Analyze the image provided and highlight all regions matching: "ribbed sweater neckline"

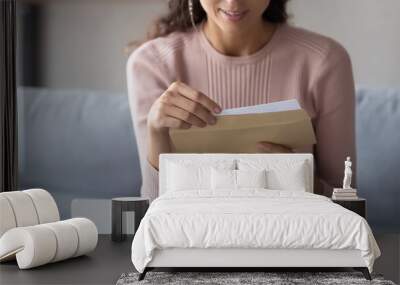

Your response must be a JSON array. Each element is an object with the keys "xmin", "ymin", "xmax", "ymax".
[{"xmin": 197, "ymin": 20, "xmax": 285, "ymax": 65}]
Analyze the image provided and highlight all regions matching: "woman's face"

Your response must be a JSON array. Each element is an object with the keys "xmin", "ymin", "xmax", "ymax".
[{"xmin": 199, "ymin": 0, "xmax": 271, "ymax": 32}]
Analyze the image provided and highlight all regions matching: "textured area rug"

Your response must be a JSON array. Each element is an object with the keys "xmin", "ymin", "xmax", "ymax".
[{"xmin": 116, "ymin": 271, "xmax": 396, "ymax": 285}]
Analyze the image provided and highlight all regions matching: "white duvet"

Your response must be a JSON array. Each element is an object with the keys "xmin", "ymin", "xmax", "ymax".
[{"xmin": 131, "ymin": 190, "xmax": 381, "ymax": 273}]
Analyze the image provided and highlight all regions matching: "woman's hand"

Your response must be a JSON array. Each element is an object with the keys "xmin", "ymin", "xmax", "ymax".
[
  {"xmin": 147, "ymin": 80, "xmax": 222, "ymax": 134},
  {"xmin": 256, "ymin": 141, "xmax": 294, "ymax": 153}
]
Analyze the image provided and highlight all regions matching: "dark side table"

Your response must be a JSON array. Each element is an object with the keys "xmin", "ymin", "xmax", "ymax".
[
  {"xmin": 332, "ymin": 197, "xmax": 366, "ymax": 218},
  {"xmin": 112, "ymin": 197, "xmax": 149, "ymax": 242}
]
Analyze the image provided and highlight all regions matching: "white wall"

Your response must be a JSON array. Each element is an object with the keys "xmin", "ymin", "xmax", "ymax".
[
  {"xmin": 36, "ymin": 0, "xmax": 400, "ymax": 93},
  {"xmin": 287, "ymin": 0, "xmax": 400, "ymax": 89}
]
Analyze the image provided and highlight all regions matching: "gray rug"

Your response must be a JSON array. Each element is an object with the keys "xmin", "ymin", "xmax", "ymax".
[{"xmin": 116, "ymin": 271, "xmax": 396, "ymax": 285}]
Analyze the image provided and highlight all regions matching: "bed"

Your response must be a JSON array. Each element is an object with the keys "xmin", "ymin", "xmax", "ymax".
[{"xmin": 131, "ymin": 153, "xmax": 381, "ymax": 281}]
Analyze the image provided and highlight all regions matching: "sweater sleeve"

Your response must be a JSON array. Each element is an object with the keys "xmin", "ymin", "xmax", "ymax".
[
  {"xmin": 310, "ymin": 43, "xmax": 357, "ymax": 197},
  {"xmin": 126, "ymin": 42, "xmax": 171, "ymax": 202}
]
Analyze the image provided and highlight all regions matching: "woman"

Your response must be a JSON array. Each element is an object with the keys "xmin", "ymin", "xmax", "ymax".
[{"xmin": 126, "ymin": 0, "xmax": 356, "ymax": 202}]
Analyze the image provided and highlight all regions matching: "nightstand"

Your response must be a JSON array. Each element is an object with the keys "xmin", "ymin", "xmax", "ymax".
[
  {"xmin": 111, "ymin": 197, "xmax": 149, "ymax": 242},
  {"xmin": 332, "ymin": 198, "xmax": 366, "ymax": 218}
]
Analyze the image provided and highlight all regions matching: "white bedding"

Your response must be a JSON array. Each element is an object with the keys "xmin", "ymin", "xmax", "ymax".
[{"xmin": 131, "ymin": 190, "xmax": 381, "ymax": 273}]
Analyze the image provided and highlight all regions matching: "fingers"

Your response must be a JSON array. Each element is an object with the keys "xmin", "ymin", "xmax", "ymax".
[
  {"xmin": 256, "ymin": 142, "xmax": 293, "ymax": 153},
  {"xmin": 168, "ymin": 80, "xmax": 222, "ymax": 114},
  {"xmin": 163, "ymin": 115, "xmax": 192, "ymax": 129},
  {"xmin": 160, "ymin": 103, "xmax": 207, "ymax": 128},
  {"xmin": 161, "ymin": 89, "xmax": 216, "ymax": 125},
  {"xmin": 150, "ymin": 80, "xmax": 222, "ymax": 132}
]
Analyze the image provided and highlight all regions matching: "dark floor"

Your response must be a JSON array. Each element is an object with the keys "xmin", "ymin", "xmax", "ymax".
[
  {"xmin": 1, "ymin": 234, "xmax": 399, "ymax": 285},
  {"xmin": 0, "ymin": 235, "xmax": 134, "ymax": 285}
]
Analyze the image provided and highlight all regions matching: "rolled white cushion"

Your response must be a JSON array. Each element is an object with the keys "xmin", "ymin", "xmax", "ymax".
[
  {"xmin": 63, "ymin": 218, "xmax": 98, "ymax": 257},
  {"xmin": 0, "ymin": 218, "xmax": 98, "ymax": 269},
  {"xmin": 42, "ymin": 221, "xmax": 79, "ymax": 262},
  {"xmin": 0, "ymin": 226, "xmax": 57, "ymax": 269},
  {"xmin": 0, "ymin": 196, "xmax": 17, "ymax": 237},
  {"xmin": 0, "ymin": 191, "xmax": 39, "ymax": 227},
  {"xmin": 23, "ymin": 189, "xmax": 60, "ymax": 223}
]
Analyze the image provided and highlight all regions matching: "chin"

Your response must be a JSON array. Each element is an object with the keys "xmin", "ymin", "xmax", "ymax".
[{"xmin": 216, "ymin": 18, "xmax": 250, "ymax": 32}]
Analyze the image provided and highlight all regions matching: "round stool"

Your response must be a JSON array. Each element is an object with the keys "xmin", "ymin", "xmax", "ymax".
[{"xmin": 111, "ymin": 197, "xmax": 149, "ymax": 242}]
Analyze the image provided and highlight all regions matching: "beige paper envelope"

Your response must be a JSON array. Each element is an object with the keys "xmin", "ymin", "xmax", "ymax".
[{"xmin": 169, "ymin": 109, "xmax": 317, "ymax": 153}]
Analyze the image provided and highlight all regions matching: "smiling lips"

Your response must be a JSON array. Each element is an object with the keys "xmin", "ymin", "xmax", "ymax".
[{"xmin": 219, "ymin": 8, "xmax": 248, "ymax": 22}]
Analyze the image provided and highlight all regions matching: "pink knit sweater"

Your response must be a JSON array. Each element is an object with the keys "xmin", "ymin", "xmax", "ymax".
[{"xmin": 126, "ymin": 21, "xmax": 357, "ymax": 202}]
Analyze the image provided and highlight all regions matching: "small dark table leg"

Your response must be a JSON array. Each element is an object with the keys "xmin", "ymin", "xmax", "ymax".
[
  {"xmin": 354, "ymin": 267, "xmax": 372, "ymax": 280},
  {"xmin": 138, "ymin": 268, "xmax": 148, "ymax": 281},
  {"xmin": 112, "ymin": 201, "xmax": 123, "ymax": 242}
]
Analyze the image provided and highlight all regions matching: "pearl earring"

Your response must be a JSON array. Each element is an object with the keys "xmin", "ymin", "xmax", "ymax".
[{"xmin": 188, "ymin": 0, "xmax": 198, "ymax": 31}]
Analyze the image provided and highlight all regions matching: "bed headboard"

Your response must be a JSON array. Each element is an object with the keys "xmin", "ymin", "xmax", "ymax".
[{"xmin": 159, "ymin": 153, "xmax": 314, "ymax": 195}]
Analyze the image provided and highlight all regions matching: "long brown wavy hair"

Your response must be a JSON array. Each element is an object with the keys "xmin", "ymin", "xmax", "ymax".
[{"xmin": 125, "ymin": 0, "xmax": 290, "ymax": 54}]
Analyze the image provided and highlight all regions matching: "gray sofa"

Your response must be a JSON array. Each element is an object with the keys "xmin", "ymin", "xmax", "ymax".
[{"xmin": 17, "ymin": 86, "xmax": 400, "ymax": 234}]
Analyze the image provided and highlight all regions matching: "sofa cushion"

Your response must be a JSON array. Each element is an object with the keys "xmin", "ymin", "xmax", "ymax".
[{"xmin": 17, "ymin": 87, "xmax": 141, "ymax": 219}]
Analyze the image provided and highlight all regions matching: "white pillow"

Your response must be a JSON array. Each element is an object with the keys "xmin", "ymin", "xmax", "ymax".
[
  {"xmin": 166, "ymin": 160, "xmax": 235, "ymax": 192},
  {"xmin": 211, "ymin": 168, "xmax": 267, "ymax": 190},
  {"xmin": 238, "ymin": 159, "xmax": 309, "ymax": 192},
  {"xmin": 237, "ymin": 169, "xmax": 267, "ymax": 189},
  {"xmin": 266, "ymin": 161, "xmax": 307, "ymax": 191},
  {"xmin": 211, "ymin": 168, "xmax": 236, "ymax": 190}
]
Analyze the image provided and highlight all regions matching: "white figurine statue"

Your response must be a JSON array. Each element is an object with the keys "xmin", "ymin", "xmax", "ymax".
[{"xmin": 342, "ymin": 156, "xmax": 353, "ymax": 189}]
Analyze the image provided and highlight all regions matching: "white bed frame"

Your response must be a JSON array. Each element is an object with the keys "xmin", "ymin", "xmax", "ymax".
[{"xmin": 140, "ymin": 153, "xmax": 370, "ymax": 280}]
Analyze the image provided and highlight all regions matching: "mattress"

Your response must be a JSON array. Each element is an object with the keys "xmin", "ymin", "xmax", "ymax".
[{"xmin": 131, "ymin": 190, "xmax": 381, "ymax": 273}]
